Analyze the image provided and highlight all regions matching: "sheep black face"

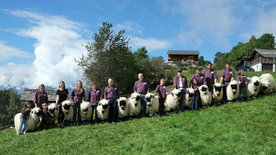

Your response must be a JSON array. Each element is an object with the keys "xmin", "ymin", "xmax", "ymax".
[
  {"xmin": 231, "ymin": 84, "xmax": 237, "ymax": 90},
  {"xmin": 188, "ymin": 93, "xmax": 194, "ymax": 98},
  {"xmin": 262, "ymin": 86, "xmax": 268, "ymax": 90},
  {"xmin": 103, "ymin": 104, "xmax": 109, "ymax": 109},
  {"xmin": 254, "ymin": 81, "xmax": 260, "ymax": 86},
  {"xmin": 201, "ymin": 87, "xmax": 207, "ymax": 92},
  {"xmin": 35, "ymin": 109, "xmax": 43, "ymax": 117},
  {"xmin": 215, "ymin": 86, "xmax": 222, "ymax": 92},
  {"xmin": 119, "ymin": 100, "xmax": 127, "ymax": 110},
  {"xmin": 63, "ymin": 104, "xmax": 70, "ymax": 110},
  {"xmin": 146, "ymin": 97, "xmax": 151, "ymax": 102},
  {"xmin": 83, "ymin": 108, "xmax": 88, "ymax": 112},
  {"xmin": 49, "ymin": 109, "xmax": 55, "ymax": 114},
  {"xmin": 136, "ymin": 95, "xmax": 140, "ymax": 101}
]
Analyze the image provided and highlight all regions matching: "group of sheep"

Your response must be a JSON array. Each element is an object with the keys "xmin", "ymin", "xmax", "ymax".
[{"xmin": 14, "ymin": 73, "xmax": 276, "ymax": 134}]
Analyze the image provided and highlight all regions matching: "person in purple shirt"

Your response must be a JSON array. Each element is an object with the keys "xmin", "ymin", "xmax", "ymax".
[
  {"xmin": 18, "ymin": 102, "xmax": 31, "ymax": 135},
  {"xmin": 154, "ymin": 78, "xmax": 170, "ymax": 116},
  {"xmin": 88, "ymin": 82, "xmax": 102, "ymax": 124},
  {"xmin": 190, "ymin": 78, "xmax": 200, "ymax": 110},
  {"xmin": 104, "ymin": 78, "xmax": 120, "ymax": 123},
  {"xmin": 173, "ymin": 70, "xmax": 188, "ymax": 112},
  {"xmin": 55, "ymin": 81, "xmax": 69, "ymax": 128},
  {"xmin": 133, "ymin": 73, "xmax": 150, "ymax": 117},
  {"xmin": 34, "ymin": 84, "xmax": 48, "ymax": 108},
  {"xmin": 71, "ymin": 80, "xmax": 85, "ymax": 126},
  {"xmin": 190, "ymin": 68, "xmax": 205, "ymax": 87},
  {"xmin": 237, "ymin": 70, "xmax": 250, "ymax": 102},
  {"xmin": 220, "ymin": 63, "xmax": 235, "ymax": 104},
  {"xmin": 202, "ymin": 62, "xmax": 218, "ymax": 92}
]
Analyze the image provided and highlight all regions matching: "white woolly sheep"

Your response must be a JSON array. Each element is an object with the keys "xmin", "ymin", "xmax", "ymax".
[
  {"xmin": 80, "ymin": 101, "xmax": 92, "ymax": 122},
  {"xmin": 259, "ymin": 73, "xmax": 276, "ymax": 94},
  {"xmin": 117, "ymin": 97, "xmax": 129, "ymax": 118},
  {"xmin": 128, "ymin": 93, "xmax": 141, "ymax": 117},
  {"xmin": 14, "ymin": 107, "xmax": 43, "ymax": 135},
  {"xmin": 96, "ymin": 99, "xmax": 110, "ymax": 121},
  {"xmin": 184, "ymin": 88, "xmax": 195, "ymax": 109},
  {"xmin": 226, "ymin": 80, "xmax": 240, "ymax": 102},
  {"xmin": 212, "ymin": 83, "xmax": 223, "ymax": 105},
  {"xmin": 145, "ymin": 93, "xmax": 159, "ymax": 117},
  {"xmin": 199, "ymin": 85, "xmax": 212, "ymax": 108},
  {"xmin": 62, "ymin": 100, "xmax": 75, "ymax": 122},
  {"xmin": 47, "ymin": 103, "xmax": 59, "ymax": 125},
  {"xmin": 246, "ymin": 76, "xmax": 261, "ymax": 99},
  {"xmin": 164, "ymin": 89, "xmax": 182, "ymax": 112}
]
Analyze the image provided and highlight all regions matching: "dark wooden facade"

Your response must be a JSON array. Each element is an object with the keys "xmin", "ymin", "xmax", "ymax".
[{"xmin": 167, "ymin": 50, "xmax": 199, "ymax": 65}]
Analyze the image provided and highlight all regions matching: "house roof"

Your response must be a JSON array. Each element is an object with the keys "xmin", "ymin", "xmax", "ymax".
[
  {"xmin": 20, "ymin": 89, "xmax": 57, "ymax": 102},
  {"xmin": 167, "ymin": 50, "xmax": 200, "ymax": 55},
  {"xmin": 254, "ymin": 49, "xmax": 276, "ymax": 57}
]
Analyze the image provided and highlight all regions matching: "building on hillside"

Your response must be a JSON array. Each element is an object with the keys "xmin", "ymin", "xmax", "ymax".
[
  {"xmin": 167, "ymin": 50, "xmax": 199, "ymax": 66},
  {"xmin": 20, "ymin": 89, "xmax": 57, "ymax": 104},
  {"xmin": 241, "ymin": 49, "xmax": 276, "ymax": 72}
]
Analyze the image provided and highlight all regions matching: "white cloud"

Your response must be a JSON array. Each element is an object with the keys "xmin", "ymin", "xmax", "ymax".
[
  {"xmin": 0, "ymin": 10, "xmax": 87, "ymax": 89},
  {"xmin": 0, "ymin": 41, "xmax": 32, "ymax": 61},
  {"xmin": 129, "ymin": 36, "xmax": 171, "ymax": 51},
  {"xmin": 115, "ymin": 21, "xmax": 144, "ymax": 35}
]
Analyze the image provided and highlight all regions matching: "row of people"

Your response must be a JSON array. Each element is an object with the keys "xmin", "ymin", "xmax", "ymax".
[{"xmin": 26, "ymin": 62, "xmax": 245, "ymax": 129}]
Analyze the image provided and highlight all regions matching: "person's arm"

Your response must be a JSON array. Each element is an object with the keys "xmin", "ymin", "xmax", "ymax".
[
  {"xmin": 82, "ymin": 90, "xmax": 85, "ymax": 102},
  {"xmin": 55, "ymin": 95, "xmax": 59, "ymax": 105},
  {"xmin": 166, "ymin": 87, "xmax": 171, "ymax": 93},
  {"xmin": 66, "ymin": 90, "xmax": 69, "ymax": 100},
  {"xmin": 220, "ymin": 77, "xmax": 224, "ymax": 84},
  {"xmin": 220, "ymin": 71, "xmax": 224, "ymax": 83},
  {"xmin": 99, "ymin": 90, "xmax": 103, "ymax": 100},
  {"xmin": 154, "ymin": 86, "xmax": 159, "ymax": 95},
  {"xmin": 184, "ymin": 77, "xmax": 188, "ymax": 89},
  {"xmin": 46, "ymin": 93, "xmax": 48, "ymax": 104},
  {"xmin": 34, "ymin": 92, "xmax": 38, "ymax": 107},
  {"xmin": 117, "ymin": 87, "xmax": 120, "ymax": 98},
  {"xmin": 147, "ymin": 81, "xmax": 150, "ymax": 93},
  {"xmin": 214, "ymin": 71, "xmax": 218, "ymax": 83},
  {"xmin": 87, "ymin": 90, "xmax": 91, "ymax": 102},
  {"xmin": 104, "ymin": 88, "xmax": 107, "ymax": 99},
  {"xmin": 173, "ymin": 77, "xmax": 177, "ymax": 88},
  {"xmin": 231, "ymin": 71, "xmax": 235, "ymax": 81},
  {"xmin": 133, "ymin": 82, "xmax": 137, "ymax": 93},
  {"xmin": 71, "ymin": 89, "xmax": 74, "ymax": 100}
]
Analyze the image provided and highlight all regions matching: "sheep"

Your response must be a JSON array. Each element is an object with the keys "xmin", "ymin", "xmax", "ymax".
[
  {"xmin": 246, "ymin": 76, "xmax": 261, "ymax": 99},
  {"xmin": 47, "ymin": 103, "xmax": 59, "ymax": 125},
  {"xmin": 117, "ymin": 97, "xmax": 129, "ymax": 119},
  {"xmin": 14, "ymin": 107, "xmax": 43, "ymax": 135},
  {"xmin": 164, "ymin": 89, "xmax": 182, "ymax": 112},
  {"xmin": 199, "ymin": 85, "xmax": 212, "ymax": 108},
  {"xmin": 145, "ymin": 93, "xmax": 159, "ymax": 117},
  {"xmin": 62, "ymin": 100, "xmax": 75, "ymax": 123},
  {"xmin": 96, "ymin": 99, "xmax": 110, "ymax": 121},
  {"xmin": 80, "ymin": 101, "xmax": 92, "ymax": 122},
  {"xmin": 184, "ymin": 88, "xmax": 195, "ymax": 109},
  {"xmin": 226, "ymin": 80, "xmax": 240, "ymax": 102},
  {"xmin": 259, "ymin": 73, "xmax": 276, "ymax": 94},
  {"xmin": 128, "ymin": 93, "xmax": 141, "ymax": 117},
  {"xmin": 212, "ymin": 83, "xmax": 223, "ymax": 105}
]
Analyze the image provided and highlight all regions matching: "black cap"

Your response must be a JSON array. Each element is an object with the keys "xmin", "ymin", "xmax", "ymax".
[{"xmin": 177, "ymin": 69, "xmax": 182, "ymax": 72}]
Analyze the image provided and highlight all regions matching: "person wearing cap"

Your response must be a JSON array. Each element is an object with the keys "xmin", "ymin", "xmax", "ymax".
[
  {"xmin": 133, "ymin": 73, "xmax": 150, "ymax": 117},
  {"xmin": 34, "ymin": 84, "xmax": 48, "ymax": 108},
  {"xmin": 220, "ymin": 63, "xmax": 235, "ymax": 104},
  {"xmin": 189, "ymin": 68, "xmax": 204, "ymax": 109},
  {"xmin": 173, "ymin": 69, "xmax": 188, "ymax": 112},
  {"xmin": 202, "ymin": 62, "xmax": 218, "ymax": 93},
  {"xmin": 104, "ymin": 78, "xmax": 120, "ymax": 123}
]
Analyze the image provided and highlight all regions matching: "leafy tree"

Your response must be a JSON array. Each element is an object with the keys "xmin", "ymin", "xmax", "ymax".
[
  {"xmin": 198, "ymin": 56, "xmax": 206, "ymax": 66},
  {"xmin": 133, "ymin": 47, "xmax": 149, "ymax": 60},
  {"xmin": 76, "ymin": 22, "xmax": 137, "ymax": 94}
]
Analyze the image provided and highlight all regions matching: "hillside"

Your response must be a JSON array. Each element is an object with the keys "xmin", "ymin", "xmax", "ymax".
[{"xmin": 1, "ymin": 94, "xmax": 275, "ymax": 154}]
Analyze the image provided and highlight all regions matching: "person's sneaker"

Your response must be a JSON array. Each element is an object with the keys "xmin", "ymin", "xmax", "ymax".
[
  {"xmin": 60, "ymin": 123, "xmax": 64, "ymax": 128},
  {"xmin": 57, "ymin": 124, "xmax": 61, "ymax": 127}
]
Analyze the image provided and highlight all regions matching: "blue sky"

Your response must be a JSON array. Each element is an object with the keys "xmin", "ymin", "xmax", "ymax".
[{"xmin": 0, "ymin": 0, "xmax": 276, "ymax": 90}]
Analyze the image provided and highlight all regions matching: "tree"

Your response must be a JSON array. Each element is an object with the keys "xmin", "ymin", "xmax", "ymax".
[
  {"xmin": 76, "ymin": 22, "xmax": 137, "ymax": 94},
  {"xmin": 198, "ymin": 56, "xmax": 206, "ymax": 66},
  {"xmin": 133, "ymin": 47, "xmax": 149, "ymax": 59}
]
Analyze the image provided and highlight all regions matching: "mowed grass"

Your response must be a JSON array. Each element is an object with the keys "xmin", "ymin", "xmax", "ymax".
[{"xmin": 1, "ymin": 94, "xmax": 276, "ymax": 154}]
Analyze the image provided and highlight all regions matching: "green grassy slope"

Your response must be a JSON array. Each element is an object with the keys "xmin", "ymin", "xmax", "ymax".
[{"xmin": 1, "ymin": 94, "xmax": 275, "ymax": 154}]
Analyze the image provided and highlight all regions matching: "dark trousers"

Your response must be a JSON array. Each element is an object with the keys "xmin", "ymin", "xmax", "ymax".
[
  {"xmin": 91, "ymin": 105, "xmax": 98, "ymax": 123},
  {"xmin": 139, "ymin": 94, "xmax": 146, "ymax": 117},
  {"xmin": 207, "ymin": 84, "xmax": 213, "ymax": 94},
  {"xmin": 158, "ymin": 98, "xmax": 165, "ymax": 115},
  {"xmin": 192, "ymin": 94, "xmax": 200, "ymax": 110},
  {"xmin": 239, "ymin": 86, "xmax": 245, "ymax": 102},
  {"xmin": 223, "ymin": 82, "xmax": 229, "ymax": 103},
  {"xmin": 177, "ymin": 90, "xmax": 186, "ymax": 112},
  {"xmin": 58, "ymin": 104, "xmax": 64, "ymax": 124},
  {"xmin": 73, "ymin": 102, "xmax": 81, "ymax": 123},
  {"xmin": 108, "ymin": 99, "xmax": 118, "ymax": 123}
]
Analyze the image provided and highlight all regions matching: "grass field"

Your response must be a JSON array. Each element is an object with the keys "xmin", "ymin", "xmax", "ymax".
[{"xmin": 1, "ymin": 94, "xmax": 276, "ymax": 154}]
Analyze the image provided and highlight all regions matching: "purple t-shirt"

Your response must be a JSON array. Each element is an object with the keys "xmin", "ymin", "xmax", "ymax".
[
  {"xmin": 190, "ymin": 73, "xmax": 205, "ymax": 86},
  {"xmin": 88, "ymin": 88, "xmax": 102, "ymax": 106},
  {"xmin": 173, "ymin": 76, "xmax": 188, "ymax": 91},
  {"xmin": 34, "ymin": 91, "xmax": 48, "ymax": 108},
  {"xmin": 190, "ymin": 83, "xmax": 200, "ymax": 95},
  {"xmin": 155, "ymin": 85, "xmax": 170, "ymax": 99},
  {"xmin": 104, "ymin": 86, "xmax": 119, "ymax": 99},
  {"xmin": 221, "ymin": 69, "xmax": 235, "ymax": 82},
  {"xmin": 71, "ymin": 88, "xmax": 85, "ymax": 103},
  {"xmin": 134, "ymin": 80, "xmax": 150, "ymax": 94},
  {"xmin": 202, "ymin": 68, "xmax": 217, "ymax": 85},
  {"xmin": 20, "ymin": 107, "xmax": 31, "ymax": 119},
  {"xmin": 237, "ymin": 75, "xmax": 249, "ymax": 86}
]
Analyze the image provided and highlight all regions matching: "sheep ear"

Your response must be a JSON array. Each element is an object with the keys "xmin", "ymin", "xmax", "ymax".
[{"xmin": 172, "ymin": 93, "xmax": 174, "ymax": 96}]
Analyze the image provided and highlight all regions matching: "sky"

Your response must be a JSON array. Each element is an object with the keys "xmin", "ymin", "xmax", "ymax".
[{"xmin": 0, "ymin": 0, "xmax": 276, "ymax": 91}]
